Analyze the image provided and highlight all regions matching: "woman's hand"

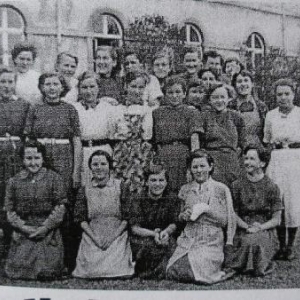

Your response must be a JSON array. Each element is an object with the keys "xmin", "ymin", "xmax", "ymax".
[
  {"xmin": 21, "ymin": 225, "xmax": 38, "ymax": 236},
  {"xmin": 246, "ymin": 226, "xmax": 261, "ymax": 234},
  {"xmin": 154, "ymin": 228, "xmax": 162, "ymax": 245},
  {"xmin": 72, "ymin": 171, "xmax": 81, "ymax": 189},
  {"xmin": 159, "ymin": 230, "xmax": 170, "ymax": 246},
  {"xmin": 29, "ymin": 226, "xmax": 49, "ymax": 240},
  {"xmin": 179, "ymin": 208, "xmax": 192, "ymax": 222},
  {"xmin": 190, "ymin": 203, "xmax": 210, "ymax": 221}
]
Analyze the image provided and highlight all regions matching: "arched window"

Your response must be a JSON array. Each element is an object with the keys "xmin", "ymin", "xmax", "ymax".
[
  {"xmin": 0, "ymin": 6, "xmax": 25, "ymax": 66},
  {"xmin": 91, "ymin": 13, "xmax": 123, "ymax": 49},
  {"xmin": 184, "ymin": 23, "xmax": 203, "ymax": 47},
  {"xmin": 246, "ymin": 32, "xmax": 265, "ymax": 69}
]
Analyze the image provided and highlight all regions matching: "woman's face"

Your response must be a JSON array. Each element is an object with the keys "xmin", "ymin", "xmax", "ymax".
[
  {"xmin": 23, "ymin": 147, "xmax": 43, "ymax": 174},
  {"xmin": 0, "ymin": 72, "xmax": 16, "ymax": 99},
  {"xmin": 96, "ymin": 49, "xmax": 116, "ymax": 77},
  {"xmin": 235, "ymin": 74, "xmax": 253, "ymax": 96},
  {"xmin": 191, "ymin": 157, "xmax": 212, "ymax": 184},
  {"xmin": 243, "ymin": 149, "xmax": 265, "ymax": 175},
  {"xmin": 225, "ymin": 61, "xmax": 241, "ymax": 77},
  {"xmin": 124, "ymin": 54, "xmax": 141, "ymax": 73},
  {"xmin": 127, "ymin": 77, "xmax": 146, "ymax": 101},
  {"xmin": 14, "ymin": 51, "xmax": 34, "ymax": 74},
  {"xmin": 210, "ymin": 86, "xmax": 229, "ymax": 112},
  {"xmin": 42, "ymin": 76, "xmax": 63, "ymax": 102},
  {"xmin": 79, "ymin": 77, "xmax": 99, "ymax": 104},
  {"xmin": 57, "ymin": 55, "xmax": 77, "ymax": 79},
  {"xmin": 90, "ymin": 155, "xmax": 110, "ymax": 180},
  {"xmin": 187, "ymin": 86, "xmax": 205, "ymax": 106},
  {"xmin": 147, "ymin": 171, "xmax": 168, "ymax": 198},
  {"xmin": 165, "ymin": 83, "xmax": 185, "ymax": 107},
  {"xmin": 183, "ymin": 52, "xmax": 200, "ymax": 75},
  {"xmin": 153, "ymin": 56, "xmax": 170, "ymax": 79},
  {"xmin": 276, "ymin": 85, "xmax": 294, "ymax": 111},
  {"xmin": 201, "ymin": 71, "xmax": 216, "ymax": 90}
]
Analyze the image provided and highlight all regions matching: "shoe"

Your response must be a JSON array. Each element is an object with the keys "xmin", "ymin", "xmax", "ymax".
[
  {"xmin": 274, "ymin": 248, "xmax": 286, "ymax": 260},
  {"xmin": 285, "ymin": 248, "xmax": 296, "ymax": 261}
]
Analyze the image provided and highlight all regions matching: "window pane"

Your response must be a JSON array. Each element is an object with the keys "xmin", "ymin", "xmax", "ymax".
[
  {"xmin": 190, "ymin": 26, "xmax": 200, "ymax": 42},
  {"xmin": 7, "ymin": 8, "xmax": 23, "ymax": 28},
  {"xmin": 255, "ymin": 35, "xmax": 263, "ymax": 49},
  {"xmin": 0, "ymin": 8, "xmax": 3, "ymax": 27},
  {"xmin": 246, "ymin": 36, "xmax": 252, "ymax": 48},
  {"xmin": 255, "ymin": 53, "xmax": 263, "ymax": 67},
  {"xmin": 92, "ymin": 14, "xmax": 104, "ymax": 33},
  {"xmin": 0, "ymin": 33, "xmax": 3, "ymax": 56},
  {"xmin": 8, "ymin": 34, "xmax": 23, "ymax": 51},
  {"xmin": 0, "ymin": 55, "xmax": 3, "ymax": 65},
  {"xmin": 107, "ymin": 15, "xmax": 120, "ymax": 35}
]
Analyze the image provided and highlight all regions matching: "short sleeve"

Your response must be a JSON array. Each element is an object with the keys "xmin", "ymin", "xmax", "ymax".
[
  {"xmin": 52, "ymin": 172, "xmax": 68, "ymax": 206},
  {"xmin": 269, "ymin": 182, "xmax": 283, "ymax": 213},
  {"xmin": 143, "ymin": 75, "xmax": 163, "ymax": 104},
  {"xmin": 4, "ymin": 178, "xmax": 15, "ymax": 212},
  {"xmin": 142, "ymin": 108, "xmax": 153, "ymax": 140},
  {"xmin": 127, "ymin": 195, "xmax": 144, "ymax": 226},
  {"xmin": 231, "ymin": 180, "xmax": 241, "ymax": 213},
  {"xmin": 69, "ymin": 106, "xmax": 81, "ymax": 137},
  {"xmin": 233, "ymin": 111, "xmax": 246, "ymax": 149},
  {"xmin": 23, "ymin": 105, "xmax": 36, "ymax": 136},
  {"xmin": 263, "ymin": 112, "xmax": 272, "ymax": 144}
]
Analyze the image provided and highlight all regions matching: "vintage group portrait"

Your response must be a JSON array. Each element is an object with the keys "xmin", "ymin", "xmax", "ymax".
[{"xmin": 0, "ymin": 0, "xmax": 299, "ymax": 299}]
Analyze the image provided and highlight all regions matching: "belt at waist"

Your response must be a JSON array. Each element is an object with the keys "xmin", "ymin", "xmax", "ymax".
[
  {"xmin": 82, "ymin": 139, "xmax": 112, "ymax": 147},
  {"xmin": 274, "ymin": 142, "xmax": 300, "ymax": 149},
  {"xmin": 206, "ymin": 147, "xmax": 235, "ymax": 153},
  {"xmin": 157, "ymin": 140, "xmax": 188, "ymax": 146},
  {"xmin": 37, "ymin": 138, "xmax": 70, "ymax": 145},
  {"xmin": 0, "ymin": 136, "xmax": 21, "ymax": 142}
]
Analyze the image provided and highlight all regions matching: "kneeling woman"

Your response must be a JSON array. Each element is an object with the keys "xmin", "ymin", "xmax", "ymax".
[
  {"xmin": 128, "ymin": 160, "xmax": 180, "ymax": 279},
  {"xmin": 72, "ymin": 150, "xmax": 134, "ymax": 278},
  {"xmin": 227, "ymin": 145, "xmax": 282, "ymax": 276},
  {"xmin": 4, "ymin": 140, "xmax": 67, "ymax": 280},
  {"xmin": 166, "ymin": 150, "xmax": 236, "ymax": 284}
]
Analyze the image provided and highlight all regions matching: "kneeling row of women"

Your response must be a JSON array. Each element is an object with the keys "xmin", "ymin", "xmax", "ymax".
[{"xmin": 4, "ymin": 141, "xmax": 282, "ymax": 284}]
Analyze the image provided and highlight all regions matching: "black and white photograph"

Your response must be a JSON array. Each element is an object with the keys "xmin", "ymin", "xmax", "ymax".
[{"xmin": 0, "ymin": 0, "xmax": 299, "ymax": 299}]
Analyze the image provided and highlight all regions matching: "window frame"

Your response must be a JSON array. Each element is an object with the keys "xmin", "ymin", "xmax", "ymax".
[{"xmin": 246, "ymin": 32, "xmax": 265, "ymax": 69}]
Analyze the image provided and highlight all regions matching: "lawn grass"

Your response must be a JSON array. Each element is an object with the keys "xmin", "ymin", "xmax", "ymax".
[{"xmin": 0, "ymin": 233, "xmax": 299, "ymax": 291}]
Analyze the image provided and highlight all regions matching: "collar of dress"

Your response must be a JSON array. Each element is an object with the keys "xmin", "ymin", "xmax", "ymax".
[{"xmin": 19, "ymin": 167, "xmax": 47, "ymax": 181}]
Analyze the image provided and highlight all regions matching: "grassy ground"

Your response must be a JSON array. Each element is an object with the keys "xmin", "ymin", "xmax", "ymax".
[{"xmin": 0, "ymin": 232, "xmax": 299, "ymax": 291}]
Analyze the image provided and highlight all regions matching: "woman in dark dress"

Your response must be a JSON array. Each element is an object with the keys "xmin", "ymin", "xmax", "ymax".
[
  {"xmin": 201, "ymin": 82, "xmax": 245, "ymax": 187},
  {"xmin": 227, "ymin": 145, "xmax": 282, "ymax": 276},
  {"xmin": 0, "ymin": 67, "xmax": 30, "ymax": 248},
  {"xmin": 4, "ymin": 140, "xmax": 67, "ymax": 280},
  {"xmin": 128, "ymin": 159, "xmax": 180, "ymax": 279}
]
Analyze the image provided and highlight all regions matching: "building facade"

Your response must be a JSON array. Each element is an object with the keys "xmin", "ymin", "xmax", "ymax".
[{"xmin": 0, "ymin": 0, "xmax": 299, "ymax": 75}]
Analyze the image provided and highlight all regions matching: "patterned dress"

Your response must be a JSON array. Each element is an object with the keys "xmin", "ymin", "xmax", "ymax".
[
  {"xmin": 4, "ymin": 168, "xmax": 67, "ymax": 279},
  {"xmin": 113, "ymin": 104, "xmax": 153, "ymax": 194},
  {"xmin": 72, "ymin": 178, "xmax": 134, "ymax": 278},
  {"xmin": 167, "ymin": 178, "xmax": 236, "ymax": 284},
  {"xmin": 228, "ymin": 175, "xmax": 282, "ymax": 275},
  {"xmin": 128, "ymin": 189, "xmax": 180, "ymax": 278},
  {"xmin": 152, "ymin": 105, "xmax": 203, "ymax": 192}
]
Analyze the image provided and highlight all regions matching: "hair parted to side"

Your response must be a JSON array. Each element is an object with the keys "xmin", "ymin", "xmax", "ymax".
[
  {"xmin": 88, "ymin": 150, "xmax": 113, "ymax": 170},
  {"xmin": 187, "ymin": 149, "xmax": 215, "ymax": 176},
  {"xmin": 11, "ymin": 42, "xmax": 38, "ymax": 62}
]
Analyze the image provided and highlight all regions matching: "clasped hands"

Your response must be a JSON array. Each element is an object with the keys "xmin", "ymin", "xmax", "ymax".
[
  {"xmin": 246, "ymin": 222, "xmax": 263, "ymax": 234},
  {"xmin": 154, "ymin": 228, "xmax": 170, "ymax": 247}
]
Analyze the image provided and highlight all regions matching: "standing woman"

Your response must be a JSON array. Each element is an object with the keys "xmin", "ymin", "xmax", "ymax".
[
  {"xmin": 230, "ymin": 70, "xmax": 268, "ymax": 147},
  {"xmin": 166, "ymin": 150, "xmax": 236, "ymax": 284},
  {"xmin": 24, "ymin": 72, "xmax": 81, "ymax": 191},
  {"xmin": 73, "ymin": 71, "xmax": 117, "ymax": 185},
  {"xmin": 152, "ymin": 77, "xmax": 202, "ymax": 193},
  {"xmin": 4, "ymin": 140, "xmax": 67, "ymax": 280},
  {"xmin": 201, "ymin": 82, "xmax": 245, "ymax": 187},
  {"xmin": 72, "ymin": 150, "xmax": 134, "ymax": 278},
  {"xmin": 11, "ymin": 42, "xmax": 42, "ymax": 105},
  {"xmin": 113, "ymin": 71, "xmax": 154, "ymax": 194},
  {"xmin": 0, "ymin": 67, "xmax": 30, "ymax": 247},
  {"xmin": 264, "ymin": 78, "xmax": 300, "ymax": 260}
]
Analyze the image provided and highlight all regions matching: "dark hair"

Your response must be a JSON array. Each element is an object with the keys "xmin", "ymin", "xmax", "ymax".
[
  {"xmin": 0, "ymin": 66, "xmax": 17, "ymax": 82},
  {"xmin": 19, "ymin": 139, "xmax": 46, "ymax": 160},
  {"xmin": 203, "ymin": 50, "xmax": 224, "ymax": 66},
  {"xmin": 187, "ymin": 149, "xmax": 214, "ymax": 176},
  {"xmin": 164, "ymin": 76, "xmax": 187, "ymax": 94},
  {"xmin": 11, "ymin": 42, "xmax": 38, "ymax": 62},
  {"xmin": 124, "ymin": 70, "xmax": 150, "ymax": 86},
  {"xmin": 231, "ymin": 70, "xmax": 254, "ymax": 88},
  {"xmin": 243, "ymin": 144, "xmax": 271, "ymax": 169},
  {"xmin": 56, "ymin": 52, "xmax": 79, "ymax": 67},
  {"xmin": 183, "ymin": 46, "xmax": 202, "ymax": 61},
  {"xmin": 95, "ymin": 45, "xmax": 120, "ymax": 78},
  {"xmin": 273, "ymin": 78, "xmax": 297, "ymax": 94},
  {"xmin": 38, "ymin": 72, "xmax": 70, "ymax": 98},
  {"xmin": 208, "ymin": 82, "xmax": 234, "ymax": 100},
  {"xmin": 88, "ymin": 150, "xmax": 113, "ymax": 170},
  {"xmin": 123, "ymin": 50, "xmax": 143, "ymax": 64},
  {"xmin": 198, "ymin": 68, "xmax": 219, "ymax": 81},
  {"xmin": 223, "ymin": 57, "xmax": 244, "ymax": 74},
  {"xmin": 145, "ymin": 157, "xmax": 169, "ymax": 183},
  {"xmin": 187, "ymin": 78, "xmax": 203, "ymax": 92}
]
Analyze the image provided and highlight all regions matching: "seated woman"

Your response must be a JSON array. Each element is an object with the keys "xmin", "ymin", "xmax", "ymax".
[
  {"xmin": 72, "ymin": 150, "xmax": 134, "ymax": 278},
  {"xmin": 4, "ymin": 140, "xmax": 67, "ymax": 280},
  {"xmin": 227, "ymin": 145, "xmax": 282, "ymax": 276},
  {"xmin": 166, "ymin": 150, "xmax": 236, "ymax": 285},
  {"xmin": 128, "ymin": 159, "xmax": 180, "ymax": 279}
]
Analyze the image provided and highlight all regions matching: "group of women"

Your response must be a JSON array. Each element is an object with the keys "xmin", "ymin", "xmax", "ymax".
[{"xmin": 0, "ymin": 41, "xmax": 299, "ymax": 285}]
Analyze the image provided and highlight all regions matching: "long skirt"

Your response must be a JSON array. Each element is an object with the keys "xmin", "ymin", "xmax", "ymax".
[
  {"xmin": 266, "ymin": 149, "xmax": 300, "ymax": 227},
  {"xmin": 227, "ymin": 228, "xmax": 277, "ymax": 276},
  {"xmin": 130, "ymin": 235, "xmax": 177, "ymax": 279},
  {"xmin": 5, "ymin": 229, "xmax": 64, "ymax": 280}
]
